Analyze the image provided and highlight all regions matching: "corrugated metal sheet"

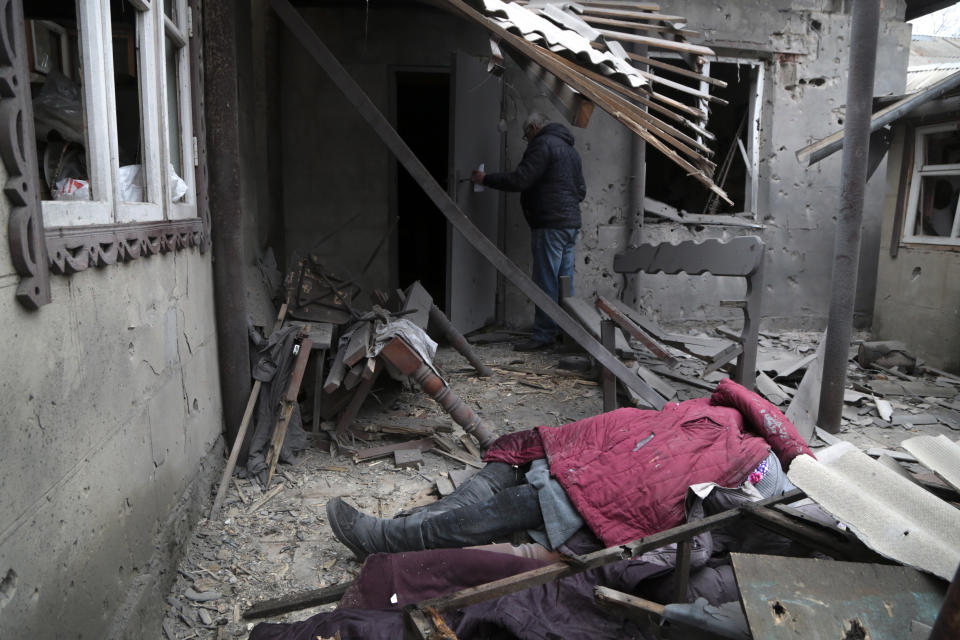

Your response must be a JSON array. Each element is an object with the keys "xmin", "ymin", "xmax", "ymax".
[
  {"xmin": 910, "ymin": 34, "xmax": 960, "ymax": 66},
  {"xmin": 903, "ymin": 434, "xmax": 960, "ymax": 494},
  {"xmin": 481, "ymin": 0, "xmax": 646, "ymax": 88},
  {"xmin": 907, "ymin": 62, "xmax": 960, "ymax": 92},
  {"xmin": 787, "ymin": 442, "xmax": 960, "ymax": 581}
]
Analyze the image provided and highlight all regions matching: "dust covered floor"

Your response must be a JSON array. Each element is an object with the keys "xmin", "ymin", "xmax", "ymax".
[{"xmin": 160, "ymin": 330, "xmax": 960, "ymax": 638}]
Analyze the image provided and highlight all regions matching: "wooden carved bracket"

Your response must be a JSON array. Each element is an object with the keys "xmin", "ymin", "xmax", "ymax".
[{"xmin": 1, "ymin": 0, "xmax": 51, "ymax": 309}]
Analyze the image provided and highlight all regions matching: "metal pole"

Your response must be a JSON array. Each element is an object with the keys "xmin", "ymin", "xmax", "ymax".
[{"xmin": 817, "ymin": 0, "xmax": 881, "ymax": 433}]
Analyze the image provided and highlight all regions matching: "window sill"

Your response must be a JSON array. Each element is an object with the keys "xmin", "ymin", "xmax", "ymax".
[{"xmin": 45, "ymin": 218, "xmax": 208, "ymax": 275}]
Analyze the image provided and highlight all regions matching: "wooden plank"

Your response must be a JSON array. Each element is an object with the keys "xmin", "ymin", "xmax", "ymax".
[
  {"xmin": 342, "ymin": 362, "xmax": 364, "ymax": 390},
  {"xmin": 431, "ymin": 448, "xmax": 484, "ymax": 469},
  {"xmin": 648, "ymin": 365, "xmax": 715, "ymax": 391},
  {"xmin": 582, "ymin": 14, "xmax": 698, "ymax": 39},
  {"xmin": 402, "ymin": 281, "xmax": 433, "ymax": 330},
  {"xmin": 626, "ymin": 52, "xmax": 727, "ymax": 88},
  {"xmin": 323, "ymin": 346, "xmax": 348, "ymax": 393},
  {"xmin": 413, "ymin": 490, "xmax": 804, "ymax": 614},
  {"xmin": 702, "ymin": 342, "xmax": 743, "ymax": 376},
  {"xmin": 601, "ymin": 320, "xmax": 618, "ymax": 412},
  {"xmin": 594, "ymin": 586, "xmax": 665, "ymax": 621},
  {"xmin": 594, "ymin": 27, "xmax": 715, "ymax": 56},
  {"xmin": 436, "ymin": 476, "xmax": 456, "ymax": 496},
  {"xmin": 578, "ymin": 7, "xmax": 688, "ymax": 22},
  {"xmin": 353, "ymin": 437, "xmax": 435, "ymax": 462},
  {"xmin": 335, "ymin": 359, "xmax": 385, "ymax": 439},
  {"xmin": 596, "ymin": 296, "xmax": 678, "ymax": 366},
  {"xmin": 635, "ymin": 364, "xmax": 677, "ymax": 400},
  {"xmin": 244, "ymin": 582, "xmax": 352, "ymax": 619},
  {"xmin": 210, "ymin": 303, "xmax": 289, "ymax": 519},
  {"xmin": 266, "ymin": 337, "xmax": 314, "ymax": 485},
  {"xmin": 312, "ymin": 349, "xmax": 326, "ymax": 432},
  {"xmin": 562, "ymin": 296, "xmax": 632, "ymax": 353},
  {"xmin": 342, "ymin": 323, "xmax": 372, "ymax": 367}
]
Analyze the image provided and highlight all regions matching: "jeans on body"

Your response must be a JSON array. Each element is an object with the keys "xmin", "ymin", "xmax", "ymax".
[{"xmin": 530, "ymin": 227, "xmax": 578, "ymax": 344}]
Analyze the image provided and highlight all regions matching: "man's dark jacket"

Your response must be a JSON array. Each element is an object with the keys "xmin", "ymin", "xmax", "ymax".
[{"xmin": 483, "ymin": 122, "xmax": 586, "ymax": 229}]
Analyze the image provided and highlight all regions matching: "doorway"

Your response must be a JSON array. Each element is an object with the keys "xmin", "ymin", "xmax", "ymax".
[{"xmin": 395, "ymin": 70, "xmax": 450, "ymax": 309}]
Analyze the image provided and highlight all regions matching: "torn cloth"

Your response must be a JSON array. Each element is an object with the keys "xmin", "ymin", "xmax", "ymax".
[
  {"xmin": 245, "ymin": 324, "xmax": 308, "ymax": 479},
  {"xmin": 247, "ymin": 546, "xmax": 739, "ymax": 640}
]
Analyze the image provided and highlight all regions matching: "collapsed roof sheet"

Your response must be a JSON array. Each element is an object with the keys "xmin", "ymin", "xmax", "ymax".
[
  {"xmin": 902, "ymin": 434, "xmax": 960, "ymax": 494},
  {"xmin": 441, "ymin": 0, "xmax": 730, "ymax": 202},
  {"xmin": 481, "ymin": 0, "xmax": 646, "ymax": 88},
  {"xmin": 787, "ymin": 442, "xmax": 960, "ymax": 581}
]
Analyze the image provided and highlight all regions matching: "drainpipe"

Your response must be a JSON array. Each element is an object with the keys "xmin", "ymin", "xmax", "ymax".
[
  {"xmin": 628, "ymin": 45, "xmax": 647, "ymax": 305},
  {"xmin": 817, "ymin": 0, "xmax": 880, "ymax": 433},
  {"xmin": 205, "ymin": 0, "xmax": 252, "ymax": 455}
]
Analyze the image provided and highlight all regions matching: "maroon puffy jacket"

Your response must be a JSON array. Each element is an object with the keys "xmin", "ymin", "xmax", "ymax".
[{"xmin": 485, "ymin": 379, "xmax": 812, "ymax": 547}]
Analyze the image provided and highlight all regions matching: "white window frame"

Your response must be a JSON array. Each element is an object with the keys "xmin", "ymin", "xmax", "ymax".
[
  {"xmin": 39, "ymin": 0, "xmax": 196, "ymax": 228},
  {"xmin": 903, "ymin": 122, "xmax": 960, "ymax": 246},
  {"xmin": 649, "ymin": 55, "xmax": 764, "ymax": 220}
]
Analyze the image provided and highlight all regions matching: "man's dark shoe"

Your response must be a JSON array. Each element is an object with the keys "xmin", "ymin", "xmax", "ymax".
[
  {"xmin": 513, "ymin": 338, "xmax": 552, "ymax": 352},
  {"xmin": 326, "ymin": 497, "xmax": 372, "ymax": 560}
]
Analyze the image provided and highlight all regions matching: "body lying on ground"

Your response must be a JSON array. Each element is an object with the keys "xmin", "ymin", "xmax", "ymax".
[
  {"xmin": 325, "ymin": 378, "xmax": 814, "ymax": 559},
  {"xmin": 251, "ymin": 380, "xmax": 819, "ymax": 640}
]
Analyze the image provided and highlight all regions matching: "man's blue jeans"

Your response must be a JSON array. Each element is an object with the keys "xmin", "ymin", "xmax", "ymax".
[{"xmin": 530, "ymin": 227, "xmax": 578, "ymax": 344}]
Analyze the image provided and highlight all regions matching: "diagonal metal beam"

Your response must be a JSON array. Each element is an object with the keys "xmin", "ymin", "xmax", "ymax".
[{"xmin": 268, "ymin": 0, "xmax": 665, "ymax": 409}]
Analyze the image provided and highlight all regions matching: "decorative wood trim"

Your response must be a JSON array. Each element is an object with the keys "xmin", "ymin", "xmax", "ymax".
[
  {"xmin": 45, "ymin": 219, "xmax": 206, "ymax": 274},
  {"xmin": 190, "ymin": 0, "xmax": 212, "ymax": 250},
  {"xmin": 2, "ymin": 0, "xmax": 52, "ymax": 309},
  {"xmin": 890, "ymin": 123, "xmax": 914, "ymax": 259}
]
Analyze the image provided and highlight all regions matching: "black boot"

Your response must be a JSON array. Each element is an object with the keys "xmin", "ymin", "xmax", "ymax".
[
  {"xmin": 326, "ymin": 484, "xmax": 543, "ymax": 560},
  {"xmin": 326, "ymin": 498, "xmax": 430, "ymax": 561},
  {"xmin": 394, "ymin": 462, "xmax": 524, "ymax": 519}
]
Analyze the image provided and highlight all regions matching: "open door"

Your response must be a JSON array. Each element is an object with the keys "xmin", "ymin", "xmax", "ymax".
[{"xmin": 446, "ymin": 51, "xmax": 502, "ymax": 333}]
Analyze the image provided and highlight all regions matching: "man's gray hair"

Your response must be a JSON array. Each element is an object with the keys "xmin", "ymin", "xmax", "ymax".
[{"xmin": 523, "ymin": 112, "xmax": 549, "ymax": 131}]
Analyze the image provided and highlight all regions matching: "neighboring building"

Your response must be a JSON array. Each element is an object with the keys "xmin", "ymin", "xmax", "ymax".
[
  {"xmin": 0, "ymin": 1, "xmax": 939, "ymax": 638},
  {"xmin": 873, "ymin": 35, "xmax": 960, "ymax": 372}
]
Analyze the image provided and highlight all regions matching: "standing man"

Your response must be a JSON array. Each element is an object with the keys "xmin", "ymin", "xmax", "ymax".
[{"xmin": 471, "ymin": 112, "xmax": 586, "ymax": 351}]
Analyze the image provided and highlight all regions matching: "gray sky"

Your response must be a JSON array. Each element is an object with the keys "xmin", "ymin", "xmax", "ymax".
[{"xmin": 910, "ymin": 4, "xmax": 960, "ymax": 36}]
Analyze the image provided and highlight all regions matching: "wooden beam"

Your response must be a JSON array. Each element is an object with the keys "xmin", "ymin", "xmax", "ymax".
[
  {"xmin": 626, "ymin": 52, "xmax": 727, "ymax": 87},
  {"xmin": 244, "ymin": 582, "xmax": 352, "ymax": 619},
  {"xmin": 594, "ymin": 28, "xmax": 715, "ymax": 56}
]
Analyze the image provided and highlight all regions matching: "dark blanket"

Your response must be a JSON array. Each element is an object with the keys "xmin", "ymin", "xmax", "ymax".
[{"xmin": 249, "ymin": 547, "xmax": 738, "ymax": 640}]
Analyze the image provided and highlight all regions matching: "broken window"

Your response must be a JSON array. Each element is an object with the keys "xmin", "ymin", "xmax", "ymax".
[
  {"xmin": 644, "ymin": 58, "xmax": 763, "ymax": 219},
  {"xmin": 903, "ymin": 123, "xmax": 960, "ymax": 245},
  {"xmin": 25, "ymin": 0, "xmax": 196, "ymax": 228}
]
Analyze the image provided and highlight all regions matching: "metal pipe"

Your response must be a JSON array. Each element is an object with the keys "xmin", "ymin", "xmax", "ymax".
[
  {"xmin": 205, "ymin": 0, "xmax": 252, "ymax": 455},
  {"xmin": 799, "ymin": 69, "xmax": 960, "ymax": 166},
  {"xmin": 817, "ymin": 0, "xmax": 881, "ymax": 434}
]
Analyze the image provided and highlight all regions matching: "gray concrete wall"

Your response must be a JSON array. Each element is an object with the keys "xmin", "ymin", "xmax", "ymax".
[
  {"xmin": 873, "ymin": 125, "xmax": 960, "ymax": 373},
  {"xmin": 502, "ymin": 0, "xmax": 911, "ymax": 332},
  {"xmin": 0, "ymin": 202, "xmax": 223, "ymax": 635},
  {"xmin": 279, "ymin": 5, "xmax": 490, "ymax": 298}
]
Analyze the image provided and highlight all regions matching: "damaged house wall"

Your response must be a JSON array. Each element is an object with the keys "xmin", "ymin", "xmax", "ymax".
[
  {"xmin": 275, "ymin": 2, "xmax": 909, "ymax": 334},
  {"xmin": 0, "ymin": 231, "xmax": 224, "ymax": 638},
  {"xmin": 503, "ymin": 0, "xmax": 911, "ymax": 331},
  {"xmin": 873, "ymin": 124, "xmax": 960, "ymax": 372}
]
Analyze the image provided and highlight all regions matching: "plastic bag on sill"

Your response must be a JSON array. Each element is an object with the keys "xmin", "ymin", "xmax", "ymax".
[
  {"xmin": 118, "ymin": 164, "xmax": 145, "ymax": 202},
  {"xmin": 169, "ymin": 164, "xmax": 188, "ymax": 202},
  {"xmin": 52, "ymin": 177, "xmax": 91, "ymax": 201},
  {"xmin": 117, "ymin": 164, "xmax": 188, "ymax": 202}
]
